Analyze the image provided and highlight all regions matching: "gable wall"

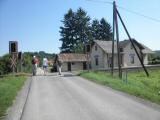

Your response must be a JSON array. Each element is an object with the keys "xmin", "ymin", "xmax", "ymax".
[
  {"xmin": 90, "ymin": 43, "xmax": 105, "ymax": 69},
  {"xmin": 123, "ymin": 42, "xmax": 148, "ymax": 66}
]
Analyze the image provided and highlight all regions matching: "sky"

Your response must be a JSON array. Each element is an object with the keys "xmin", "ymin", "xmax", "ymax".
[{"xmin": 0, "ymin": 0, "xmax": 160, "ymax": 56}]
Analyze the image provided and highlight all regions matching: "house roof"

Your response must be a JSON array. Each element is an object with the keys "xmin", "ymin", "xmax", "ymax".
[
  {"xmin": 94, "ymin": 40, "xmax": 118, "ymax": 53},
  {"xmin": 120, "ymin": 39, "xmax": 144, "ymax": 49},
  {"xmin": 57, "ymin": 53, "xmax": 88, "ymax": 62},
  {"xmin": 94, "ymin": 40, "xmax": 153, "ymax": 54}
]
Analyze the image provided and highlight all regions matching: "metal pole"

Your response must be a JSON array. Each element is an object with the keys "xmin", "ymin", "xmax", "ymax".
[
  {"xmin": 116, "ymin": 9, "xmax": 149, "ymax": 77},
  {"xmin": 111, "ymin": 1, "xmax": 115, "ymax": 77},
  {"xmin": 115, "ymin": 4, "xmax": 122, "ymax": 79}
]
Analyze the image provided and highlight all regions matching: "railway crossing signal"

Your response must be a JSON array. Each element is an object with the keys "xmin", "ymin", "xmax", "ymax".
[{"xmin": 9, "ymin": 41, "xmax": 18, "ymax": 73}]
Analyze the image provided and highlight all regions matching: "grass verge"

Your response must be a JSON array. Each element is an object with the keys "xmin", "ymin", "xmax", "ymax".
[
  {"xmin": 79, "ymin": 69, "xmax": 160, "ymax": 105},
  {"xmin": 0, "ymin": 75, "xmax": 26, "ymax": 117}
]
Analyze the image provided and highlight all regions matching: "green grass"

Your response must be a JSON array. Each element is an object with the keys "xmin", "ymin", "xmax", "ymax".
[
  {"xmin": 0, "ymin": 75, "xmax": 26, "ymax": 117},
  {"xmin": 79, "ymin": 69, "xmax": 160, "ymax": 104}
]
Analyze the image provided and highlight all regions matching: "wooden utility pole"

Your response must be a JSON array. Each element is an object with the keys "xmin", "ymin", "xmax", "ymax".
[
  {"xmin": 111, "ymin": 1, "xmax": 115, "ymax": 77},
  {"xmin": 116, "ymin": 9, "xmax": 149, "ymax": 76},
  {"xmin": 111, "ymin": 1, "xmax": 149, "ymax": 77},
  {"xmin": 111, "ymin": 1, "xmax": 122, "ymax": 79}
]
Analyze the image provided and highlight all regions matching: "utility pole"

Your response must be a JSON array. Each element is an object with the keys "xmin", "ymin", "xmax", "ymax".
[
  {"xmin": 111, "ymin": 1, "xmax": 115, "ymax": 77},
  {"xmin": 111, "ymin": 1, "xmax": 149, "ymax": 77},
  {"xmin": 116, "ymin": 9, "xmax": 149, "ymax": 76},
  {"xmin": 111, "ymin": 1, "xmax": 122, "ymax": 79}
]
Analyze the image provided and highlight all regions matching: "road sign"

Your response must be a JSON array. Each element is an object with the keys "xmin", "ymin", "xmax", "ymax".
[
  {"xmin": 10, "ymin": 57, "xmax": 16, "ymax": 68},
  {"xmin": 10, "ymin": 53, "xmax": 17, "ymax": 73}
]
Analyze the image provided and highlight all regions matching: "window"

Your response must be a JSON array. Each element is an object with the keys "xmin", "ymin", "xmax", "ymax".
[
  {"xmin": 130, "ymin": 44, "xmax": 133, "ymax": 49},
  {"xmin": 95, "ymin": 57, "xmax": 99, "ymax": 66},
  {"xmin": 95, "ymin": 45, "xmax": 97, "ymax": 51},
  {"xmin": 120, "ymin": 48, "xmax": 123, "ymax": 52},
  {"xmin": 130, "ymin": 54, "xmax": 135, "ymax": 64},
  {"xmin": 86, "ymin": 45, "xmax": 91, "ymax": 52}
]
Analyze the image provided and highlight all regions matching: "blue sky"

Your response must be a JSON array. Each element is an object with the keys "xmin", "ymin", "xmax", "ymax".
[{"xmin": 0, "ymin": 0, "xmax": 160, "ymax": 56}]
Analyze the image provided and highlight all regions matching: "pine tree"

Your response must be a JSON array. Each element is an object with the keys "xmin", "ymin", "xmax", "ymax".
[
  {"xmin": 99, "ymin": 18, "xmax": 112, "ymax": 40},
  {"xmin": 91, "ymin": 19, "xmax": 101, "ymax": 40},
  {"xmin": 59, "ymin": 8, "xmax": 91, "ymax": 53},
  {"xmin": 91, "ymin": 18, "xmax": 112, "ymax": 41},
  {"xmin": 59, "ymin": 9, "xmax": 76, "ymax": 53},
  {"xmin": 59, "ymin": 8, "xmax": 112, "ymax": 53}
]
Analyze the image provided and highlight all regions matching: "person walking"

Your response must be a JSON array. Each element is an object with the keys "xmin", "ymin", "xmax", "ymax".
[
  {"xmin": 43, "ymin": 57, "xmax": 48, "ymax": 75},
  {"xmin": 57, "ymin": 60, "xmax": 62, "ymax": 75},
  {"xmin": 35, "ymin": 57, "xmax": 39, "ymax": 68},
  {"xmin": 32, "ymin": 56, "xmax": 37, "ymax": 76}
]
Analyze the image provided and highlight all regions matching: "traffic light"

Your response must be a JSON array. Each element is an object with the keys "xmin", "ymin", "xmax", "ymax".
[{"xmin": 9, "ymin": 41, "xmax": 18, "ymax": 53}]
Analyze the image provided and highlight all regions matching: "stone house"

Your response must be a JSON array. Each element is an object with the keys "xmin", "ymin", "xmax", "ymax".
[
  {"xmin": 90, "ymin": 39, "xmax": 153, "ymax": 70},
  {"xmin": 55, "ymin": 53, "xmax": 88, "ymax": 72}
]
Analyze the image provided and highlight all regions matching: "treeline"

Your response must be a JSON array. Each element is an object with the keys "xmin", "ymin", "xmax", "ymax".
[
  {"xmin": 0, "ymin": 54, "xmax": 12, "ymax": 75},
  {"xmin": 59, "ymin": 8, "xmax": 112, "ymax": 53},
  {"xmin": 149, "ymin": 50, "xmax": 160, "ymax": 64},
  {"xmin": 0, "ymin": 51, "xmax": 56, "ymax": 75}
]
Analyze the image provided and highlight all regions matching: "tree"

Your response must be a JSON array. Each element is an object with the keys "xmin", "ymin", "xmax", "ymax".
[
  {"xmin": 59, "ymin": 8, "xmax": 112, "ymax": 53},
  {"xmin": 59, "ymin": 8, "xmax": 91, "ymax": 53},
  {"xmin": 91, "ymin": 19, "xmax": 101, "ymax": 40},
  {"xmin": 91, "ymin": 18, "xmax": 112, "ymax": 41},
  {"xmin": 60, "ymin": 9, "xmax": 76, "ymax": 53},
  {"xmin": 75, "ymin": 8, "xmax": 91, "ymax": 44},
  {"xmin": 0, "ymin": 54, "xmax": 11, "ymax": 75},
  {"xmin": 99, "ymin": 18, "xmax": 112, "ymax": 40}
]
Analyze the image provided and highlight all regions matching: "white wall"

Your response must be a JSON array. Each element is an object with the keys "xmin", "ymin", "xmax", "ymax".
[
  {"xmin": 60, "ymin": 62, "xmax": 84, "ymax": 72},
  {"xmin": 143, "ymin": 54, "xmax": 148, "ymax": 65},
  {"xmin": 61, "ymin": 62, "xmax": 68, "ymax": 72},
  {"xmin": 122, "ymin": 42, "xmax": 149, "ymax": 66},
  {"xmin": 90, "ymin": 43, "xmax": 119, "ymax": 70},
  {"xmin": 90, "ymin": 43, "xmax": 105, "ymax": 70},
  {"xmin": 71, "ymin": 62, "xmax": 84, "ymax": 71},
  {"xmin": 90, "ymin": 42, "xmax": 149, "ymax": 70}
]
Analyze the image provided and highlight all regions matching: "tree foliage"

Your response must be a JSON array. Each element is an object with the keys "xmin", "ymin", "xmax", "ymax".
[
  {"xmin": 0, "ymin": 52, "xmax": 56, "ymax": 75},
  {"xmin": 60, "ymin": 8, "xmax": 91, "ymax": 53},
  {"xmin": 59, "ymin": 8, "xmax": 112, "ymax": 53},
  {"xmin": 0, "ymin": 54, "xmax": 11, "ymax": 75}
]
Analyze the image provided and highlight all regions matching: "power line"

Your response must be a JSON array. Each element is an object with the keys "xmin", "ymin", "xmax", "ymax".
[
  {"xmin": 85, "ymin": 0, "xmax": 160, "ymax": 23},
  {"xmin": 117, "ymin": 6, "xmax": 160, "ymax": 23},
  {"xmin": 86, "ymin": 0, "xmax": 113, "ymax": 5}
]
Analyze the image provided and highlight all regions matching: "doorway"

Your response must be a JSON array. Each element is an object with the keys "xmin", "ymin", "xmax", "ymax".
[
  {"xmin": 83, "ymin": 62, "xmax": 87, "ymax": 70},
  {"xmin": 68, "ymin": 62, "xmax": 71, "ymax": 71}
]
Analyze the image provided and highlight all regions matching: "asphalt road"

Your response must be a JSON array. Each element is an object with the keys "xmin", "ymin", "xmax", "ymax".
[{"xmin": 21, "ymin": 71, "xmax": 160, "ymax": 120}]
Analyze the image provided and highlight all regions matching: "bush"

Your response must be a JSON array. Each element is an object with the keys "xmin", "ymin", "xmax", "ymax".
[{"xmin": 0, "ymin": 54, "xmax": 11, "ymax": 75}]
